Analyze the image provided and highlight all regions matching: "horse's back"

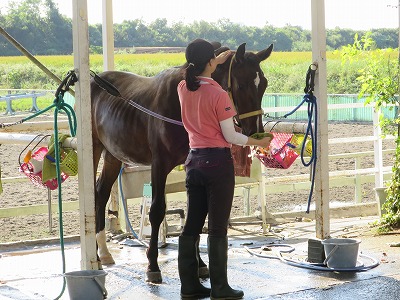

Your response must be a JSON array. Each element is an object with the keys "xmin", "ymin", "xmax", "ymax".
[{"xmin": 90, "ymin": 68, "xmax": 189, "ymax": 167}]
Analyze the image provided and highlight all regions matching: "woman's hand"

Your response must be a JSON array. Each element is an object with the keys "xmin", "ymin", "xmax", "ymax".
[
  {"xmin": 215, "ymin": 50, "xmax": 232, "ymax": 65},
  {"xmin": 257, "ymin": 136, "xmax": 272, "ymax": 149},
  {"xmin": 247, "ymin": 136, "xmax": 272, "ymax": 149}
]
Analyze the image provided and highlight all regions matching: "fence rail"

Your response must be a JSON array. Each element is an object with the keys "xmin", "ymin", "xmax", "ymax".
[
  {"xmin": 262, "ymin": 93, "xmax": 398, "ymax": 122},
  {"xmin": 0, "ymin": 89, "xmax": 75, "ymax": 115},
  {"xmin": 0, "ymin": 91, "xmax": 47, "ymax": 115},
  {"xmin": 0, "ymin": 94, "xmax": 394, "ymax": 232},
  {"xmin": 0, "ymin": 90, "xmax": 395, "ymax": 122},
  {"xmin": 0, "ymin": 148, "xmax": 393, "ymax": 219}
]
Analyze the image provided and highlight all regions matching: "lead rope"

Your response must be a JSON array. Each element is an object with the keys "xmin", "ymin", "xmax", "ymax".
[
  {"xmin": 51, "ymin": 71, "xmax": 77, "ymax": 300},
  {"xmin": 90, "ymin": 70, "xmax": 183, "ymax": 126},
  {"xmin": 264, "ymin": 63, "xmax": 318, "ymax": 213},
  {"xmin": 303, "ymin": 63, "xmax": 318, "ymax": 213},
  {"xmin": 0, "ymin": 72, "xmax": 77, "ymax": 299}
]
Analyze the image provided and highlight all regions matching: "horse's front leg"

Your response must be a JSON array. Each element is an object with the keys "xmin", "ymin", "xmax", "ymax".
[
  {"xmin": 95, "ymin": 151, "xmax": 122, "ymax": 266},
  {"xmin": 146, "ymin": 165, "xmax": 168, "ymax": 283}
]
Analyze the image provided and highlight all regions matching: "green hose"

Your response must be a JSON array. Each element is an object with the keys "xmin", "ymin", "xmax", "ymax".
[{"xmin": 51, "ymin": 93, "xmax": 77, "ymax": 300}]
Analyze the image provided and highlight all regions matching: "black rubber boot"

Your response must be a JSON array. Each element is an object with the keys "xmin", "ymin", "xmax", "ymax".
[
  {"xmin": 198, "ymin": 252, "xmax": 209, "ymax": 279},
  {"xmin": 208, "ymin": 236, "xmax": 244, "ymax": 300},
  {"xmin": 178, "ymin": 235, "xmax": 211, "ymax": 299}
]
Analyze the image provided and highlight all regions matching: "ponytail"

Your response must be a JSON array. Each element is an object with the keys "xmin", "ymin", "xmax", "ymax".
[{"xmin": 184, "ymin": 61, "xmax": 208, "ymax": 91}]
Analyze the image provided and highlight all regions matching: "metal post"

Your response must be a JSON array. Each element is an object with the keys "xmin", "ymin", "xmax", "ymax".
[
  {"xmin": 5, "ymin": 98, "xmax": 14, "ymax": 115},
  {"xmin": 47, "ymin": 188, "xmax": 52, "ymax": 232},
  {"xmin": 242, "ymin": 186, "xmax": 251, "ymax": 216},
  {"xmin": 259, "ymin": 163, "xmax": 268, "ymax": 234},
  {"xmin": 30, "ymin": 94, "xmax": 40, "ymax": 112}
]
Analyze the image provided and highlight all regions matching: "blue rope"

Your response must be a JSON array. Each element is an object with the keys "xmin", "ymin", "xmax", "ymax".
[
  {"xmin": 118, "ymin": 166, "xmax": 140, "ymax": 239},
  {"xmin": 269, "ymin": 63, "xmax": 318, "ymax": 213},
  {"xmin": 302, "ymin": 94, "xmax": 317, "ymax": 213},
  {"xmin": 268, "ymin": 93, "xmax": 317, "ymax": 213}
]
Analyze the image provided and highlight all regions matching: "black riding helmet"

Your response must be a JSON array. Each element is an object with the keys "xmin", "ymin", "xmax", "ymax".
[{"xmin": 185, "ymin": 39, "xmax": 215, "ymax": 66}]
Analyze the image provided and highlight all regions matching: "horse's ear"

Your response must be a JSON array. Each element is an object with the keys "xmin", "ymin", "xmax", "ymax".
[
  {"xmin": 211, "ymin": 41, "xmax": 222, "ymax": 50},
  {"xmin": 257, "ymin": 44, "xmax": 273, "ymax": 62},
  {"xmin": 235, "ymin": 43, "xmax": 246, "ymax": 64}
]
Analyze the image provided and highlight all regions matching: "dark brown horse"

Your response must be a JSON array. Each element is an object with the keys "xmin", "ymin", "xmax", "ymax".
[{"xmin": 90, "ymin": 42, "xmax": 273, "ymax": 283}]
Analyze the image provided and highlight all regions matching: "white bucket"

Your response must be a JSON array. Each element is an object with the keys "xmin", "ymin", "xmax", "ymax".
[
  {"xmin": 321, "ymin": 238, "xmax": 361, "ymax": 269},
  {"xmin": 64, "ymin": 270, "xmax": 108, "ymax": 300}
]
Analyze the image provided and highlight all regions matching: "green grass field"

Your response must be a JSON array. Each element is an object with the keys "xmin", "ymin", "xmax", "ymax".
[{"xmin": 0, "ymin": 50, "xmax": 393, "ymax": 113}]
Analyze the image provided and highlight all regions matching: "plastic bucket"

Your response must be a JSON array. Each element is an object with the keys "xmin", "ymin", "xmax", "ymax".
[
  {"xmin": 321, "ymin": 238, "xmax": 361, "ymax": 269},
  {"xmin": 64, "ymin": 270, "xmax": 108, "ymax": 300}
]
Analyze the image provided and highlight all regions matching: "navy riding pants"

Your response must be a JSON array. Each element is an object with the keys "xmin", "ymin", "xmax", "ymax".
[{"xmin": 181, "ymin": 147, "xmax": 235, "ymax": 237}]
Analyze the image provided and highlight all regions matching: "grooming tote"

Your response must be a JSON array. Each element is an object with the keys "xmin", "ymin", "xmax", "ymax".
[
  {"xmin": 290, "ymin": 134, "xmax": 313, "ymax": 157},
  {"xmin": 59, "ymin": 147, "xmax": 78, "ymax": 176},
  {"xmin": 19, "ymin": 146, "xmax": 68, "ymax": 190},
  {"xmin": 255, "ymin": 132, "xmax": 298, "ymax": 169},
  {"xmin": 42, "ymin": 134, "xmax": 78, "ymax": 183}
]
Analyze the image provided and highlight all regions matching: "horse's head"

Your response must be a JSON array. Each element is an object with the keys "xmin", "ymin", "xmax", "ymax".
[{"xmin": 212, "ymin": 43, "xmax": 273, "ymax": 136}]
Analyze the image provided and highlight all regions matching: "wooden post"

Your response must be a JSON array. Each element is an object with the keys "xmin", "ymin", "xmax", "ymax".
[
  {"xmin": 102, "ymin": 0, "xmax": 115, "ymax": 71},
  {"xmin": 354, "ymin": 157, "xmax": 362, "ymax": 203},
  {"xmin": 311, "ymin": 0, "xmax": 330, "ymax": 239},
  {"xmin": 72, "ymin": 0, "xmax": 98, "ymax": 270},
  {"xmin": 101, "ymin": 0, "xmax": 122, "ymax": 233}
]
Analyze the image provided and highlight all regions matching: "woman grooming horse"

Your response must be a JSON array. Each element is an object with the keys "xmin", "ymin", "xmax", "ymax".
[
  {"xmin": 177, "ymin": 39, "xmax": 272, "ymax": 299},
  {"xmin": 90, "ymin": 41, "xmax": 273, "ymax": 284}
]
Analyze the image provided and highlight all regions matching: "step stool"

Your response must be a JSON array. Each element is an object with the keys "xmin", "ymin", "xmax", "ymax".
[{"xmin": 139, "ymin": 183, "xmax": 185, "ymax": 244}]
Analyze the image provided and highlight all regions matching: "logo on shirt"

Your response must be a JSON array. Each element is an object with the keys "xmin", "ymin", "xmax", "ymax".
[{"xmin": 225, "ymin": 107, "xmax": 231, "ymax": 111}]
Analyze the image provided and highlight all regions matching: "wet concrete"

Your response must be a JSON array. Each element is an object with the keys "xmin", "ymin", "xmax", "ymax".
[{"xmin": 1, "ymin": 216, "xmax": 399, "ymax": 300}]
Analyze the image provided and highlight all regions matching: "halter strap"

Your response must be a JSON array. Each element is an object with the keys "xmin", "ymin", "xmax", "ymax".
[
  {"xmin": 238, "ymin": 109, "xmax": 264, "ymax": 119},
  {"xmin": 227, "ymin": 53, "xmax": 235, "ymax": 105}
]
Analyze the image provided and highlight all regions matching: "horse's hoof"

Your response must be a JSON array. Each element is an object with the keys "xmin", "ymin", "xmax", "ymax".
[
  {"xmin": 100, "ymin": 254, "xmax": 115, "ymax": 265},
  {"xmin": 96, "ymin": 261, "xmax": 103, "ymax": 270},
  {"xmin": 199, "ymin": 266, "xmax": 209, "ymax": 278},
  {"xmin": 146, "ymin": 271, "xmax": 162, "ymax": 283}
]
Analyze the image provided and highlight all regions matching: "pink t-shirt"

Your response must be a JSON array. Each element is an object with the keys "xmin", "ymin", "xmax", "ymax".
[{"xmin": 178, "ymin": 77, "xmax": 237, "ymax": 148}]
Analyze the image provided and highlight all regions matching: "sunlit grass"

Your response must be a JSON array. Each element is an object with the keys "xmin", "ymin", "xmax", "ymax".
[{"xmin": 0, "ymin": 50, "xmax": 396, "ymax": 103}]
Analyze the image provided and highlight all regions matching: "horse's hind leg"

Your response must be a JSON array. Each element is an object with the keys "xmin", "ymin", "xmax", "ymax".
[
  {"xmin": 146, "ymin": 161, "xmax": 170, "ymax": 283},
  {"xmin": 95, "ymin": 150, "xmax": 122, "ymax": 265}
]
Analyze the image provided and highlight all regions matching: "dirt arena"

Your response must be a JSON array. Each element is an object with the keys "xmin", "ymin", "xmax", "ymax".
[{"xmin": 0, "ymin": 113, "xmax": 396, "ymax": 243}]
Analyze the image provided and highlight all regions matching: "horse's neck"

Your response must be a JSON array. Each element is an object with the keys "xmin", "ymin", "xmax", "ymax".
[{"xmin": 212, "ymin": 71, "xmax": 228, "ymax": 91}]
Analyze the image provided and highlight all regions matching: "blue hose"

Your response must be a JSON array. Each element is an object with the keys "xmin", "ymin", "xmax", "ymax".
[
  {"xmin": 118, "ymin": 166, "xmax": 139, "ymax": 239},
  {"xmin": 118, "ymin": 166, "xmax": 148, "ymax": 247}
]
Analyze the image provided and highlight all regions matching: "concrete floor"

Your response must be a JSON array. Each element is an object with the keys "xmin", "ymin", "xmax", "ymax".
[{"xmin": 1, "ymin": 215, "xmax": 400, "ymax": 300}]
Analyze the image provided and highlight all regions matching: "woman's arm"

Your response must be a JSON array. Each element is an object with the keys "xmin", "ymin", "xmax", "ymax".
[{"xmin": 220, "ymin": 118, "xmax": 272, "ymax": 148}]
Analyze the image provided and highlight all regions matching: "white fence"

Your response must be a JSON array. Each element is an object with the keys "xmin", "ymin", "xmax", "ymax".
[{"xmin": 0, "ymin": 101, "xmax": 394, "ymax": 233}]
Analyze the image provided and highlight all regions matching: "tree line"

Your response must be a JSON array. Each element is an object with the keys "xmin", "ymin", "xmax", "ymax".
[{"xmin": 0, "ymin": 0, "xmax": 398, "ymax": 56}]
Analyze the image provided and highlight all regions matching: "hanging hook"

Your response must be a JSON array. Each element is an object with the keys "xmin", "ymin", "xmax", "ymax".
[{"xmin": 304, "ymin": 62, "xmax": 318, "ymax": 95}]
